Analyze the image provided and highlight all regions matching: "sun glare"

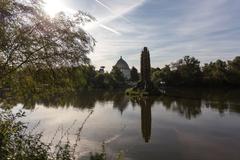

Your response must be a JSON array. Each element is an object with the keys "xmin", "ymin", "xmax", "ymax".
[{"xmin": 43, "ymin": 0, "xmax": 73, "ymax": 17}]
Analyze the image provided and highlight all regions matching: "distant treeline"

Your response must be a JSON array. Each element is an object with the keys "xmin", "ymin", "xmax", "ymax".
[
  {"xmin": 151, "ymin": 56, "xmax": 240, "ymax": 87},
  {"xmin": 0, "ymin": 65, "xmax": 127, "ymax": 94},
  {"xmin": 1, "ymin": 56, "xmax": 240, "ymax": 94}
]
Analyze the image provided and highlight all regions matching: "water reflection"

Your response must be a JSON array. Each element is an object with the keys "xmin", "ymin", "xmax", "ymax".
[
  {"xmin": 160, "ymin": 96, "xmax": 202, "ymax": 119},
  {"xmin": 1, "ymin": 89, "xmax": 240, "ymax": 117},
  {"xmin": 137, "ymin": 98, "xmax": 154, "ymax": 143},
  {"xmin": 1, "ymin": 89, "xmax": 240, "ymax": 159}
]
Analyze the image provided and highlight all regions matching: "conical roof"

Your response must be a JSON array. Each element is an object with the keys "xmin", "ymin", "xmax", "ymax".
[{"xmin": 115, "ymin": 57, "xmax": 130, "ymax": 70}]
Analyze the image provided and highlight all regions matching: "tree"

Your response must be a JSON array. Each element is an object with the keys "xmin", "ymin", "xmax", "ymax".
[
  {"xmin": 151, "ymin": 70, "xmax": 161, "ymax": 87},
  {"xmin": 111, "ymin": 66, "xmax": 125, "ymax": 87},
  {"xmin": 227, "ymin": 56, "xmax": 240, "ymax": 86},
  {"xmin": 171, "ymin": 56, "xmax": 201, "ymax": 85},
  {"xmin": 202, "ymin": 60, "xmax": 228, "ymax": 86},
  {"xmin": 153, "ymin": 65, "xmax": 175, "ymax": 86},
  {"xmin": 130, "ymin": 67, "xmax": 139, "ymax": 82},
  {"xmin": 0, "ymin": 0, "xmax": 95, "ymax": 79},
  {"xmin": 94, "ymin": 73, "xmax": 106, "ymax": 89}
]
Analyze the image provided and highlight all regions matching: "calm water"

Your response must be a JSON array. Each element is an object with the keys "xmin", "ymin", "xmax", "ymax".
[{"xmin": 10, "ymin": 89, "xmax": 240, "ymax": 160}]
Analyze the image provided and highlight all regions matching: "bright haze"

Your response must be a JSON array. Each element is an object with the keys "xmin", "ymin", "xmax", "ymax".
[{"xmin": 44, "ymin": 0, "xmax": 240, "ymax": 71}]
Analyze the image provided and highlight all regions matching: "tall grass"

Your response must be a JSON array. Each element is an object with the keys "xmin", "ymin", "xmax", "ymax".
[{"xmin": 0, "ymin": 110, "xmax": 124, "ymax": 160}]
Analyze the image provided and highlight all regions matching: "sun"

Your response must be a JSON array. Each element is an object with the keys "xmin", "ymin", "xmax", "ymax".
[{"xmin": 43, "ymin": 0, "xmax": 73, "ymax": 17}]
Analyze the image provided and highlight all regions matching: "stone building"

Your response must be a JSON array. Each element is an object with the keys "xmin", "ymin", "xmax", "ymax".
[{"xmin": 115, "ymin": 56, "xmax": 131, "ymax": 79}]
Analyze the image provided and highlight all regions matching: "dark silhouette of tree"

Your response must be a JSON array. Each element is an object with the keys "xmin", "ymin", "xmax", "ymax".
[
  {"xmin": 130, "ymin": 67, "xmax": 139, "ymax": 82},
  {"xmin": 227, "ymin": 56, "xmax": 240, "ymax": 86},
  {"xmin": 94, "ymin": 73, "xmax": 106, "ymax": 88},
  {"xmin": 137, "ymin": 47, "xmax": 153, "ymax": 92},
  {"xmin": 202, "ymin": 60, "xmax": 228, "ymax": 86},
  {"xmin": 172, "ymin": 56, "xmax": 202, "ymax": 86},
  {"xmin": 158, "ymin": 65, "xmax": 173, "ymax": 85},
  {"xmin": 111, "ymin": 66, "xmax": 125, "ymax": 84},
  {"xmin": 141, "ymin": 47, "xmax": 151, "ymax": 84},
  {"xmin": 151, "ymin": 56, "xmax": 240, "ymax": 87}
]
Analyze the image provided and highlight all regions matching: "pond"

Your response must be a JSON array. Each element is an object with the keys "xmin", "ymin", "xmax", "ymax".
[{"xmin": 9, "ymin": 89, "xmax": 240, "ymax": 160}]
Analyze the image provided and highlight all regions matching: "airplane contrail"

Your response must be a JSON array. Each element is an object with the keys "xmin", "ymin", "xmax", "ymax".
[
  {"xmin": 95, "ymin": 0, "xmax": 130, "ymax": 22},
  {"xmin": 83, "ymin": 20, "xmax": 121, "ymax": 35},
  {"xmin": 99, "ymin": 23, "xmax": 121, "ymax": 35},
  {"xmin": 87, "ymin": 0, "xmax": 145, "ymax": 35},
  {"xmin": 95, "ymin": 0, "xmax": 113, "ymax": 13}
]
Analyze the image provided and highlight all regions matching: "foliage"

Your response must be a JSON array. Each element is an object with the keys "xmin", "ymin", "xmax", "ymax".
[
  {"xmin": 130, "ymin": 67, "xmax": 139, "ymax": 82},
  {"xmin": 174, "ymin": 56, "xmax": 201, "ymax": 85},
  {"xmin": 227, "ymin": 56, "xmax": 240, "ymax": 86},
  {"xmin": 151, "ymin": 56, "xmax": 240, "ymax": 87},
  {"xmin": 0, "ymin": 65, "xmax": 129, "ymax": 94},
  {"xmin": 111, "ymin": 67, "xmax": 125, "ymax": 82},
  {"xmin": 202, "ymin": 60, "xmax": 228, "ymax": 86},
  {"xmin": 0, "ymin": 110, "xmax": 70, "ymax": 160},
  {"xmin": 0, "ymin": 110, "xmax": 124, "ymax": 160},
  {"xmin": 90, "ymin": 143, "xmax": 106, "ymax": 160},
  {"xmin": 140, "ymin": 47, "xmax": 151, "ymax": 82},
  {"xmin": 93, "ymin": 67, "xmax": 126, "ymax": 89},
  {"xmin": 0, "ymin": 0, "xmax": 95, "ymax": 79}
]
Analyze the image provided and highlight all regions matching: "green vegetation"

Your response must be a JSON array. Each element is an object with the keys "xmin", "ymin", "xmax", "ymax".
[
  {"xmin": 1, "ymin": 56, "xmax": 240, "ymax": 97},
  {"xmin": 0, "ymin": 0, "xmax": 95, "ymax": 80},
  {"xmin": 0, "ymin": 1, "xmax": 126, "ymax": 159},
  {"xmin": 130, "ymin": 67, "xmax": 139, "ymax": 82},
  {"xmin": 0, "ymin": 110, "xmax": 72, "ymax": 160},
  {"xmin": 125, "ymin": 88, "xmax": 150, "ymax": 96},
  {"xmin": 0, "ymin": 0, "xmax": 240, "ymax": 158},
  {"xmin": 151, "ymin": 56, "xmax": 240, "ymax": 87},
  {"xmin": 0, "ymin": 65, "xmax": 127, "ymax": 95},
  {"xmin": 0, "ymin": 110, "xmax": 124, "ymax": 160}
]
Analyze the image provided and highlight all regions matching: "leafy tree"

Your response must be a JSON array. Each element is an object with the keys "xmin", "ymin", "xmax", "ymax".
[
  {"xmin": 227, "ymin": 56, "xmax": 240, "ymax": 86},
  {"xmin": 151, "ymin": 67, "xmax": 161, "ymax": 74},
  {"xmin": 202, "ymin": 60, "xmax": 228, "ymax": 86},
  {"xmin": 111, "ymin": 67, "xmax": 125, "ymax": 82},
  {"xmin": 82, "ymin": 65, "xmax": 97, "ymax": 88},
  {"xmin": 130, "ymin": 67, "xmax": 139, "ymax": 82},
  {"xmin": 0, "ymin": 0, "xmax": 95, "ymax": 79},
  {"xmin": 111, "ymin": 66, "xmax": 125, "ymax": 87},
  {"xmin": 94, "ymin": 73, "xmax": 106, "ymax": 89},
  {"xmin": 151, "ymin": 70, "xmax": 161, "ymax": 87},
  {"xmin": 152, "ymin": 65, "xmax": 175, "ymax": 86},
  {"xmin": 104, "ymin": 73, "xmax": 116, "ymax": 89},
  {"xmin": 172, "ymin": 56, "xmax": 202, "ymax": 85},
  {"xmin": 151, "ymin": 67, "xmax": 161, "ymax": 87}
]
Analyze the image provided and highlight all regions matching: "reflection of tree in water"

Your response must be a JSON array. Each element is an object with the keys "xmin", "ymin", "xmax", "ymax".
[
  {"xmin": 112, "ymin": 95, "xmax": 129, "ymax": 114},
  {"xmin": 1, "ymin": 88, "xmax": 240, "ymax": 119},
  {"xmin": 131, "ymin": 97, "xmax": 154, "ymax": 143},
  {"xmin": 140, "ymin": 98, "xmax": 154, "ymax": 143},
  {"xmin": 160, "ymin": 88, "xmax": 240, "ymax": 119},
  {"xmin": 161, "ymin": 97, "xmax": 202, "ymax": 120},
  {"xmin": 203, "ymin": 89, "xmax": 240, "ymax": 114},
  {"xmin": 0, "ymin": 90, "xmax": 129, "ymax": 111}
]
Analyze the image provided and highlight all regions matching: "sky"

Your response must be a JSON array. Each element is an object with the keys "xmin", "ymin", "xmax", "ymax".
[{"xmin": 44, "ymin": 0, "xmax": 240, "ymax": 71}]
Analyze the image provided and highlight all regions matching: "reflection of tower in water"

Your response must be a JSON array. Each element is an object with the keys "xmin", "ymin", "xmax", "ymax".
[{"xmin": 138, "ymin": 98, "xmax": 154, "ymax": 143}]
